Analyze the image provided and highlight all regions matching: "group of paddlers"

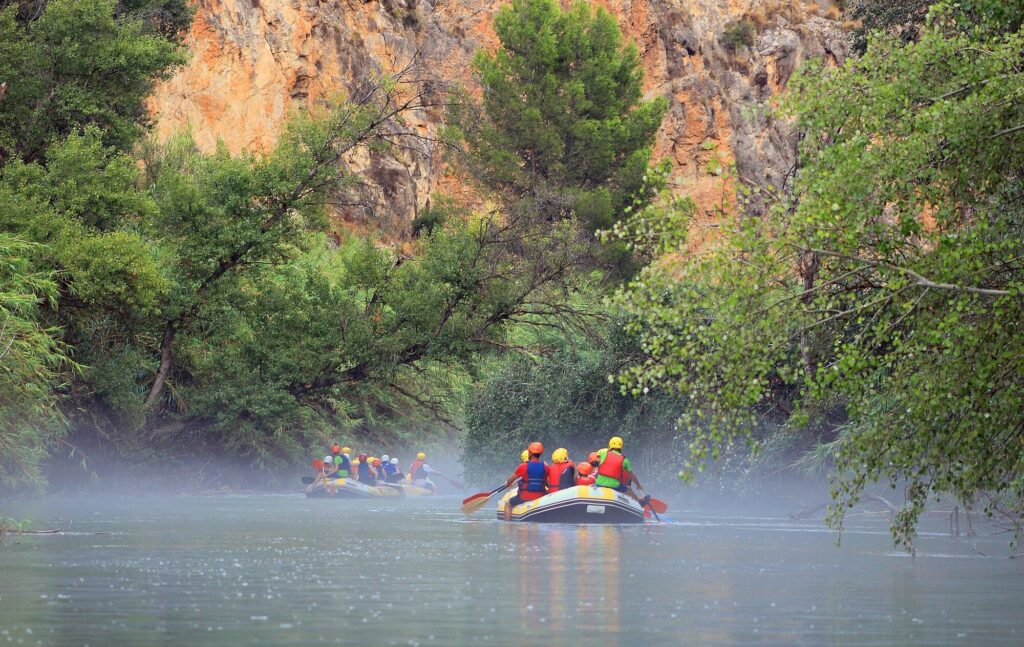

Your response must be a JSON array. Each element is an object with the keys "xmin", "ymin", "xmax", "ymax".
[
  {"xmin": 502, "ymin": 436, "xmax": 648, "ymax": 521},
  {"xmin": 319, "ymin": 443, "xmax": 439, "ymax": 491}
]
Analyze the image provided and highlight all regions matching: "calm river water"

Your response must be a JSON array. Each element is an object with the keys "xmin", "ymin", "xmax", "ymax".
[{"xmin": 1, "ymin": 494, "xmax": 1022, "ymax": 645}]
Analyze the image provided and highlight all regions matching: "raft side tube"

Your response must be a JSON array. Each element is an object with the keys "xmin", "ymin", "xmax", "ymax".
[
  {"xmin": 304, "ymin": 478, "xmax": 434, "ymax": 498},
  {"xmin": 496, "ymin": 485, "xmax": 645, "ymax": 524}
]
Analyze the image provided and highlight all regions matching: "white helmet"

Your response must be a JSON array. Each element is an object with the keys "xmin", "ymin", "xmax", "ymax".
[
  {"xmin": 381, "ymin": 454, "xmax": 390, "ymax": 463},
  {"xmin": 390, "ymin": 458, "xmax": 399, "ymax": 465},
  {"xmin": 323, "ymin": 455, "xmax": 333, "ymax": 464}
]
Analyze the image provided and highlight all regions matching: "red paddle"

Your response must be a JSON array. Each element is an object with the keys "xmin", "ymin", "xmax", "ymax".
[{"xmin": 647, "ymin": 497, "xmax": 668, "ymax": 514}]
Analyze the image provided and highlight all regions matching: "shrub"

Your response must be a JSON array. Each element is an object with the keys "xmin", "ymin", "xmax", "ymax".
[{"xmin": 720, "ymin": 19, "xmax": 756, "ymax": 52}]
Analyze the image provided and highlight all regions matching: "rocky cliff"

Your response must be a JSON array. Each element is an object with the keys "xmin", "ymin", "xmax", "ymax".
[{"xmin": 149, "ymin": 0, "xmax": 850, "ymax": 237}]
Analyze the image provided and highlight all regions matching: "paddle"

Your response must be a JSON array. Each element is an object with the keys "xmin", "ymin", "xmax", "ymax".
[
  {"xmin": 433, "ymin": 472, "xmax": 465, "ymax": 490},
  {"xmin": 636, "ymin": 486, "xmax": 667, "ymax": 520},
  {"xmin": 647, "ymin": 497, "xmax": 668, "ymax": 514},
  {"xmin": 460, "ymin": 484, "xmax": 509, "ymax": 515},
  {"xmin": 301, "ymin": 476, "xmax": 315, "ymax": 485}
]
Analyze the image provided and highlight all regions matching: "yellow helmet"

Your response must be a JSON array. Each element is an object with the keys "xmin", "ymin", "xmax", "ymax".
[
  {"xmin": 521, "ymin": 449, "xmax": 529, "ymax": 462},
  {"xmin": 552, "ymin": 448, "xmax": 569, "ymax": 463},
  {"xmin": 608, "ymin": 436, "xmax": 623, "ymax": 450},
  {"xmin": 417, "ymin": 452, "xmax": 426, "ymax": 460},
  {"xmin": 342, "ymin": 446, "xmax": 351, "ymax": 455},
  {"xmin": 351, "ymin": 458, "xmax": 361, "ymax": 466}
]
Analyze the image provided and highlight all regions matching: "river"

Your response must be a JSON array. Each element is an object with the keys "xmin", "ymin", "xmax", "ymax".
[{"xmin": 1, "ymin": 494, "xmax": 1022, "ymax": 645}]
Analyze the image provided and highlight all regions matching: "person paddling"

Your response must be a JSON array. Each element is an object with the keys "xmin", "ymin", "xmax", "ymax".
[
  {"xmin": 546, "ymin": 448, "xmax": 575, "ymax": 493},
  {"xmin": 322, "ymin": 455, "xmax": 336, "ymax": 478},
  {"xmin": 503, "ymin": 442, "xmax": 549, "ymax": 521},
  {"xmin": 408, "ymin": 452, "xmax": 436, "ymax": 492},
  {"xmin": 595, "ymin": 437, "xmax": 649, "ymax": 507}
]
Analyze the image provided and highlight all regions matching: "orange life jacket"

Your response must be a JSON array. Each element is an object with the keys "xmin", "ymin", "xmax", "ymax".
[
  {"xmin": 597, "ymin": 450, "xmax": 625, "ymax": 483},
  {"xmin": 576, "ymin": 475, "xmax": 596, "ymax": 486},
  {"xmin": 409, "ymin": 459, "xmax": 426, "ymax": 480}
]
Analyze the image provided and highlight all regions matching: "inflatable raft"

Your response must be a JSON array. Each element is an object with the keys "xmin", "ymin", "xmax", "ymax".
[
  {"xmin": 496, "ymin": 485, "xmax": 646, "ymax": 523},
  {"xmin": 305, "ymin": 477, "xmax": 434, "ymax": 499}
]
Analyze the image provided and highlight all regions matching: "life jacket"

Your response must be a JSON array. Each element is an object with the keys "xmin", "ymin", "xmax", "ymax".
[
  {"xmin": 358, "ymin": 460, "xmax": 374, "ymax": 482},
  {"xmin": 597, "ymin": 450, "xmax": 625, "ymax": 484},
  {"xmin": 524, "ymin": 460, "xmax": 547, "ymax": 493},
  {"xmin": 558, "ymin": 462, "xmax": 576, "ymax": 490},
  {"xmin": 335, "ymin": 454, "xmax": 350, "ymax": 477},
  {"xmin": 576, "ymin": 475, "xmax": 596, "ymax": 486},
  {"xmin": 546, "ymin": 462, "xmax": 573, "ymax": 492},
  {"xmin": 409, "ymin": 460, "xmax": 425, "ymax": 481}
]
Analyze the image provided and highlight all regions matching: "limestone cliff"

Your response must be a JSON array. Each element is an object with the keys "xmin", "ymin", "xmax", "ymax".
[{"xmin": 149, "ymin": 0, "xmax": 850, "ymax": 238}]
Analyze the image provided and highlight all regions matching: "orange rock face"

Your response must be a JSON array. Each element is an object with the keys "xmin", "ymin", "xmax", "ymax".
[{"xmin": 149, "ymin": 0, "xmax": 849, "ymax": 238}]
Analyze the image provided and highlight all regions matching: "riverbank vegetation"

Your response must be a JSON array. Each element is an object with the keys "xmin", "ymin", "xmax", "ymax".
[{"xmin": 1, "ymin": 0, "xmax": 1022, "ymax": 547}]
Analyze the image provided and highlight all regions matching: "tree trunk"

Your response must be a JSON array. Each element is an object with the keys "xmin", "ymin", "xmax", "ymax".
[
  {"xmin": 144, "ymin": 320, "xmax": 176, "ymax": 407},
  {"xmin": 798, "ymin": 250, "xmax": 820, "ymax": 379}
]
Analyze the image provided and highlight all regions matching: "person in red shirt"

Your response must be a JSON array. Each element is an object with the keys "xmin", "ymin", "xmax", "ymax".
[{"xmin": 503, "ymin": 442, "xmax": 548, "ymax": 521}]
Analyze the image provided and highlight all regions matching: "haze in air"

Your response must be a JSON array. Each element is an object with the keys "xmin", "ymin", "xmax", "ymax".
[{"xmin": 2, "ymin": 0, "xmax": 1023, "ymax": 644}]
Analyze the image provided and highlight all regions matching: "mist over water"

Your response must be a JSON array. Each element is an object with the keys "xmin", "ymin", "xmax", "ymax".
[{"xmin": 2, "ymin": 490, "xmax": 1022, "ymax": 646}]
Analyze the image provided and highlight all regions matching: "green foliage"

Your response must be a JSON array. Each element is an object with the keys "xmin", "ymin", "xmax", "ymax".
[
  {"xmin": 0, "ymin": 0, "xmax": 185, "ymax": 163},
  {"xmin": 452, "ymin": 0, "xmax": 667, "ymax": 236},
  {"xmin": 720, "ymin": 19, "xmax": 756, "ymax": 52},
  {"xmin": 0, "ymin": 235, "xmax": 70, "ymax": 489},
  {"xmin": 610, "ymin": 0, "xmax": 1024, "ymax": 548},
  {"xmin": 462, "ymin": 324, "xmax": 683, "ymax": 485}
]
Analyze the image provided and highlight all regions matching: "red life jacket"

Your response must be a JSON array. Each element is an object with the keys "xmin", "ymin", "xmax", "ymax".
[
  {"xmin": 576, "ymin": 475, "xmax": 596, "ymax": 486},
  {"xmin": 597, "ymin": 450, "xmax": 625, "ymax": 483},
  {"xmin": 409, "ymin": 459, "xmax": 425, "ymax": 480},
  {"xmin": 546, "ymin": 462, "xmax": 572, "ymax": 492}
]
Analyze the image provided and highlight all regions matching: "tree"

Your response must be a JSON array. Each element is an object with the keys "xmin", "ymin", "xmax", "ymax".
[
  {"xmin": 0, "ymin": 0, "xmax": 185, "ymax": 163},
  {"xmin": 609, "ymin": 0, "xmax": 1024, "ymax": 548},
  {"xmin": 462, "ymin": 324, "xmax": 683, "ymax": 485},
  {"xmin": 452, "ymin": 0, "xmax": 667, "ymax": 237},
  {"xmin": 0, "ymin": 235, "xmax": 71, "ymax": 489}
]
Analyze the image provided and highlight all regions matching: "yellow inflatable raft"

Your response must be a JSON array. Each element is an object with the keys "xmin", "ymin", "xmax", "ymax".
[
  {"xmin": 496, "ymin": 485, "xmax": 646, "ymax": 523},
  {"xmin": 305, "ymin": 477, "xmax": 434, "ymax": 499}
]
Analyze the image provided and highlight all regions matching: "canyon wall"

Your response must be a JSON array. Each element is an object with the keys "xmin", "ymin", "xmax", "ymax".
[{"xmin": 149, "ymin": 0, "xmax": 850, "ymax": 237}]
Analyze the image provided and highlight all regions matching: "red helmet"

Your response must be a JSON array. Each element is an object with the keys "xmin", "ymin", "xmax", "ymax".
[
  {"xmin": 587, "ymin": 452, "xmax": 600, "ymax": 464},
  {"xmin": 331, "ymin": 443, "xmax": 341, "ymax": 454},
  {"xmin": 527, "ymin": 442, "xmax": 544, "ymax": 455},
  {"xmin": 372, "ymin": 458, "xmax": 381, "ymax": 466},
  {"xmin": 577, "ymin": 462, "xmax": 593, "ymax": 476},
  {"xmin": 358, "ymin": 454, "xmax": 367, "ymax": 461}
]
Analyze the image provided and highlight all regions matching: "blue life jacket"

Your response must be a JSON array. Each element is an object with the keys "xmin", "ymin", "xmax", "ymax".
[
  {"xmin": 358, "ymin": 461, "xmax": 374, "ymax": 482},
  {"xmin": 525, "ymin": 460, "xmax": 546, "ymax": 493}
]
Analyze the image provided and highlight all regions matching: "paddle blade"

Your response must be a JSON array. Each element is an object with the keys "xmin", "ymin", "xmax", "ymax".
[
  {"xmin": 648, "ymin": 497, "xmax": 668, "ymax": 514},
  {"xmin": 460, "ymin": 494, "xmax": 494, "ymax": 515},
  {"xmin": 461, "ymin": 490, "xmax": 492, "ymax": 507},
  {"xmin": 301, "ymin": 476, "xmax": 315, "ymax": 485}
]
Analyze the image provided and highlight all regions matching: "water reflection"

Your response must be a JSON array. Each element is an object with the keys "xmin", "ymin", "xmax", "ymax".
[{"xmin": 505, "ymin": 523, "xmax": 626, "ymax": 646}]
